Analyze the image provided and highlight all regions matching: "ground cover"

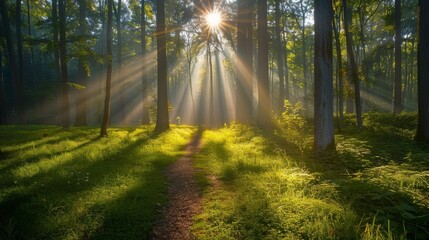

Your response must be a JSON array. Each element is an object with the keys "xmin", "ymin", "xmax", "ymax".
[
  {"xmin": 0, "ymin": 125, "xmax": 195, "ymax": 239},
  {"xmin": 192, "ymin": 113, "xmax": 429, "ymax": 239}
]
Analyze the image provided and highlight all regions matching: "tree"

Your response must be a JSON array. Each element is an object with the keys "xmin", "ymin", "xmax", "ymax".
[
  {"xmin": 342, "ymin": 0, "xmax": 362, "ymax": 127},
  {"xmin": 0, "ymin": 0, "xmax": 18, "ymax": 124},
  {"xmin": 236, "ymin": 0, "xmax": 253, "ymax": 124},
  {"xmin": 58, "ymin": 0, "xmax": 70, "ymax": 129},
  {"xmin": 75, "ymin": 0, "xmax": 88, "ymax": 126},
  {"xmin": 155, "ymin": 0, "xmax": 170, "ymax": 132},
  {"xmin": 100, "ymin": 0, "xmax": 113, "ymax": 137},
  {"xmin": 257, "ymin": 0, "xmax": 271, "ymax": 130},
  {"xmin": 313, "ymin": 0, "xmax": 335, "ymax": 153},
  {"xmin": 333, "ymin": 4, "xmax": 343, "ymax": 129},
  {"xmin": 0, "ymin": 39, "xmax": 7, "ymax": 124},
  {"xmin": 141, "ymin": 0, "xmax": 150, "ymax": 125},
  {"xmin": 114, "ymin": 0, "xmax": 124, "ymax": 123},
  {"xmin": 275, "ymin": 0, "xmax": 285, "ymax": 112},
  {"xmin": 16, "ymin": 0, "xmax": 25, "ymax": 123},
  {"xmin": 393, "ymin": 0, "xmax": 402, "ymax": 115},
  {"xmin": 415, "ymin": 0, "xmax": 429, "ymax": 143}
]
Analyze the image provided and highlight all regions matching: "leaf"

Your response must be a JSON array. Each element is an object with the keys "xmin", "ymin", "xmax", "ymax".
[{"xmin": 67, "ymin": 83, "xmax": 86, "ymax": 90}]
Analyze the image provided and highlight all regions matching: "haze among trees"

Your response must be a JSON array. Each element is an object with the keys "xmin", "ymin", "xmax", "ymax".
[{"xmin": 0, "ymin": 0, "xmax": 428, "ymax": 239}]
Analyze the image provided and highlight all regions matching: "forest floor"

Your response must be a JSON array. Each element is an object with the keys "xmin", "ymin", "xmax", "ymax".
[{"xmin": 150, "ymin": 130, "xmax": 203, "ymax": 240}]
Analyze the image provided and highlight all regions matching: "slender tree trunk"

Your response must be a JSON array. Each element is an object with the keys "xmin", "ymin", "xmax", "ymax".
[
  {"xmin": 141, "ymin": 0, "xmax": 150, "ymax": 124},
  {"xmin": 393, "ymin": 0, "xmax": 402, "ymax": 115},
  {"xmin": 0, "ymin": 0, "xmax": 19, "ymax": 124},
  {"xmin": 236, "ymin": 0, "xmax": 253, "ymax": 123},
  {"xmin": 155, "ymin": 0, "xmax": 169, "ymax": 132},
  {"xmin": 257, "ymin": 0, "xmax": 271, "ymax": 129},
  {"xmin": 207, "ymin": 40, "xmax": 214, "ymax": 127},
  {"xmin": 275, "ymin": 0, "xmax": 284, "ymax": 112},
  {"xmin": 100, "ymin": 0, "xmax": 113, "ymax": 136},
  {"xmin": 333, "ymin": 13, "xmax": 343, "ymax": 128},
  {"xmin": 0, "ymin": 46, "xmax": 7, "ymax": 124},
  {"xmin": 115, "ymin": 0, "xmax": 124, "ymax": 124},
  {"xmin": 59, "ymin": 0, "xmax": 70, "ymax": 129},
  {"xmin": 343, "ymin": 0, "xmax": 363, "ymax": 127},
  {"xmin": 75, "ymin": 0, "xmax": 88, "ymax": 126},
  {"xmin": 314, "ymin": 0, "xmax": 335, "ymax": 153},
  {"xmin": 302, "ymin": 16, "xmax": 308, "ymax": 112},
  {"xmin": 415, "ymin": 0, "xmax": 429, "ymax": 142},
  {"xmin": 26, "ymin": 0, "xmax": 34, "ymax": 64},
  {"xmin": 52, "ymin": 0, "xmax": 61, "ymax": 124},
  {"xmin": 16, "ymin": 0, "xmax": 25, "ymax": 124}
]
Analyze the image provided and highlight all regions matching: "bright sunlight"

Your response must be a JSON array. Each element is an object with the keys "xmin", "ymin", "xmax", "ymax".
[{"xmin": 205, "ymin": 11, "xmax": 222, "ymax": 29}]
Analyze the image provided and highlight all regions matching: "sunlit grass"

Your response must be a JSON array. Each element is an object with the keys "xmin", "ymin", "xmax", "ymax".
[
  {"xmin": 192, "ymin": 114, "xmax": 429, "ymax": 239},
  {"xmin": 0, "ymin": 125, "xmax": 196, "ymax": 239}
]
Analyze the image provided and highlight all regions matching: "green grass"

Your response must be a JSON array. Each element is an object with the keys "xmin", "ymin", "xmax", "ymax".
[
  {"xmin": 192, "ymin": 114, "xmax": 429, "ymax": 239},
  {"xmin": 0, "ymin": 125, "xmax": 196, "ymax": 239}
]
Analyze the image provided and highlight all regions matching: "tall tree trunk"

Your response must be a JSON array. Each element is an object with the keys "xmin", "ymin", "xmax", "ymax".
[
  {"xmin": 257, "ymin": 0, "xmax": 271, "ymax": 129},
  {"xmin": 236, "ymin": 0, "xmax": 253, "ymax": 123},
  {"xmin": 16, "ymin": 0, "xmax": 25, "ymax": 124},
  {"xmin": 100, "ymin": 0, "xmax": 113, "ymax": 136},
  {"xmin": 393, "ymin": 0, "xmax": 402, "ymax": 115},
  {"xmin": 343, "ymin": 0, "xmax": 363, "ymax": 127},
  {"xmin": 415, "ymin": 0, "xmax": 429, "ymax": 142},
  {"xmin": 333, "ymin": 12, "xmax": 343, "ymax": 128},
  {"xmin": 314, "ymin": 0, "xmax": 335, "ymax": 153},
  {"xmin": 155, "ymin": 0, "xmax": 169, "ymax": 132},
  {"xmin": 115, "ymin": 0, "xmax": 124, "ymax": 124},
  {"xmin": 52, "ymin": 0, "xmax": 61, "ymax": 124},
  {"xmin": 0, "ymin": 45, "xmax": 7, "ymax": 124},
  {"xmin": 26, "ymin": 0, "xmax": 34, "ymax": 64},
  {"xmin": 141, "ymin": 0, "xmax": 150, "ymax": 124},
  {"xmin": 75, "ymin": 0, "xmax": 88, "ymax": 126},
  {"xmin": 59, "ymin": 0, "xmax": 70, "ymax": 129},
  {"xmin": 275, "ymin": 0, "xmax": 284, "ymax": 112},
  {"xmin": 0, "ymin": 0, "xmax": 19, "ymax": 124}
]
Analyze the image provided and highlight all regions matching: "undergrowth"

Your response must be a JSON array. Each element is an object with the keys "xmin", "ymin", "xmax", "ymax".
[
  {"xmin": 192, "ymin": 113, "xmax": 429, "ymax": 239},
  {"xmin": 0, "ymin": 125, "xmax": 195, "ymax": 239}
]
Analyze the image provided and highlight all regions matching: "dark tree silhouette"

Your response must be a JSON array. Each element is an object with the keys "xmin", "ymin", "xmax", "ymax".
[
  {"xmin": 75, "ymin": 0, "xmax": 88, "ymax": 126},
  {"xmin": 275, "ymin": 0, "xmax": 285, "ymax": 112},
  {"xmin": 59, "ymin": 0, "xmax": 70, "ymax": 129},
  {"xmin": 313, "ymin": 0, "xmax": 335, "ymax": 153},
  {"xmin": 16, "ymin": 0, "xmax": 25, "ymax": 123},
  {"xmin": 393, "ymin": 0, "xmax": 402, "ymax": 115},
  {"xmin": 342, "ymin": 0, "xmax": 362, "ymax": 128},
  {"xmin": 257, "ymin": 0, "xmax": 271, "ymax": 130},
  {"xmin": 415, "ymin": 0, "xmax": 429, "ymax": 143},
  {"xmin": 141, "ymin": 0, "xmax": 150, "ymax": 125},
  {"xmin": 155, "ymin": 0, "xmax": 170, "ymax": 132},
  {"xmin": 100, "ymin": 0, "xmax": 113, "ymax": 137}
]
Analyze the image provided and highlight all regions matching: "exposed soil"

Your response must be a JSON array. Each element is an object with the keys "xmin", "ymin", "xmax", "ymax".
[{"xmin": 150, "ymin": 131, "xmax": 203, "ymax": 240}]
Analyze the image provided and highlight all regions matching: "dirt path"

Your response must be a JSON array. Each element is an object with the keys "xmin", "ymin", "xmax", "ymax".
[{"xmin": 150, "ymin": 131, "xmax": 203, "ymax": 240}]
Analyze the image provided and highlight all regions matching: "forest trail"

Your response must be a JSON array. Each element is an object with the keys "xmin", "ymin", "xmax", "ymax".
[{"xmin": 150, "ymin": 130, "xmax": 203, "ymax": 240}]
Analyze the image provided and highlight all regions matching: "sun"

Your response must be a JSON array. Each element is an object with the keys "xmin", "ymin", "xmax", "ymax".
[{"xmin": 205, "ymin": 11, "xmax": 222, "ymax": 29}]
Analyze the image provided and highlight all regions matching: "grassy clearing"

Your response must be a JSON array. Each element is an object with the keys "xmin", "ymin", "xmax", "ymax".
[
  {"xmin": 192, "ymin": 113, "xmax": 429, "ymax": 239},
  {"xmin": 0, "ymin": 125, "xmax": 195, "ymax": 239}
]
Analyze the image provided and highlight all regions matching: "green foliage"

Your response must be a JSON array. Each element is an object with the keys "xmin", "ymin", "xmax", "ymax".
[
  {"xmin": 274, "ymin": 100, "xmax": 311, "ymax": 153},
  {"xmin": 0, "ymin": 125, "xmax": 195, "ymax": 239},
  {"xmin": 192, "ymin": 113, "xmax": 429, "ymax": 239}
]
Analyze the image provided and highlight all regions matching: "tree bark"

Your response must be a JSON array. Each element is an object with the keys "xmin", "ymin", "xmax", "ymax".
[
  {"xmin": 59, "ymin": 0, "xmax": 70, "ymax": 129},
  {"xmin": 275, "ymin": 0, "xmax": 285, "ymax": 112},
  {"xmin": 16, "ymin": 0, "xmax": 25, "ymax": 124},
  {"xmin": 236, "ymin": 0, "xmax": 253, "ymax": 124},
  {"xmin": 100, "ymin": 0, "xmax": 113, "ymax": 136},
  {"xmin": 0, "ymin": 0, "xmax": 19, "ymax": 124},
  {"xmin": 115, "ymin": 0, "xmax": 124, "ymax": 124},
  {"xmin": 257, "ymin": 0, "xmax": 271, "ymax": 129},
  {"xmin": 342, "ymin": 0, "xmax": 363, "ymax": 127},
  {"xmin": 141, "ymin": 0, "xmax": 150, "ymax": 124},
  {"xmin": 314, "ymin": 0, "xmax": 335, "ymax": 153},
  {"xmin": 393, "ymin": 0, "xmax": 402, "ymax": 115},
  {"xmin": 333, "ymin": 11, "xmax": 343, "ymax": 128},
  {"xmin": 52, "ymin": 0, "xmax": 61, "ymax": 124},
  {"xmin": 75, "ymin": 0, "xmax": 88, "ymax": 126},
  {"xmin": 155, "ymin": 0, "xmax": 170, "ymax": 132},
  {"xmin": 415, "ymin": 0, "xmax": 429, "ymax": 143},
  {"xmin": 0, "ymin": 45, "xmax": 7, "ymax": 124}
]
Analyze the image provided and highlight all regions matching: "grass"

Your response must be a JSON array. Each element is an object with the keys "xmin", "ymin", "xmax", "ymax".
[
  {"xmin": 0, "ymin": 125, "xmax": 196, "ymax": 239},
  {"xmin": 192, "ymin": 113, "xmax": 429, "ymax": 239}
]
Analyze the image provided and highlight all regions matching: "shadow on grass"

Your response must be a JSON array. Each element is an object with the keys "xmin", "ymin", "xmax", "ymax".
[{"xmin": 0, "ymin": 127, "xmax": 191, "ymax": 239}]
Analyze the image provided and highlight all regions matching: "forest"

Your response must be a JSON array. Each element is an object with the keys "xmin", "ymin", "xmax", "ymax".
[{"xmin": 0, "ymin": 0, "xmax": 428, "ymax": 239}]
